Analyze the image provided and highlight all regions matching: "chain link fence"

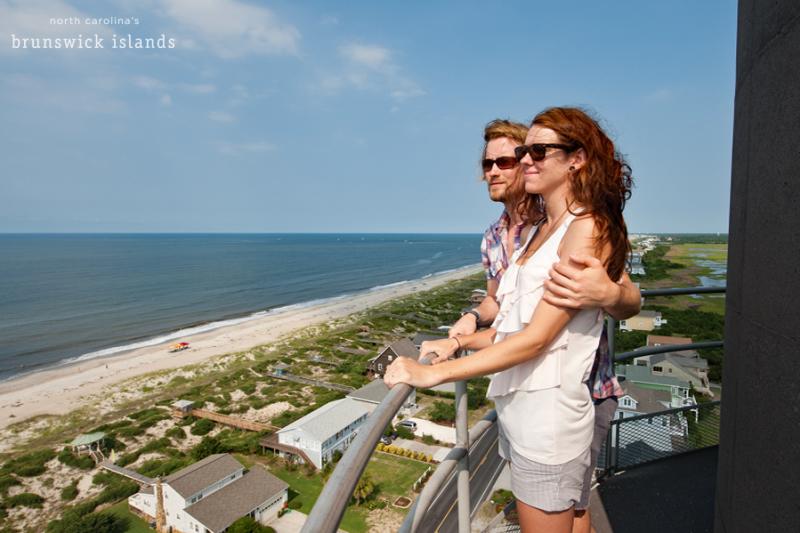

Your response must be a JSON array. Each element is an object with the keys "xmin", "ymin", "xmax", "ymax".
[{"xmin": 598, "ymin": 400, "xmax": 721, "ymax": 473}]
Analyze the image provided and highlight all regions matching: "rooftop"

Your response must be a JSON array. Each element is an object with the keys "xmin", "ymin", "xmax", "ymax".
[
  {"xmin": 347, "ymin": 379, "xmax": 390, "ymax": 404},
  {"xmin": 164, "ymin": 454, "xmax": 243, "ymax": 499},
  {"xmin": 278, "ymin": 397, "xmax": 372, "ymax": 442},
  {"xmin": 185, "ymin": 465, "xmax": 288, "ymax": 533},
  {"xmin": 69, "ymin": 432, "xmax": 105, "ymax": 447},
  {"xmin": 620, "ymin": 381, "xmax": 672, "ymax": 413},
  {"xmin": 617, "ymin": 364, "xmax": 691, "ymax": 389}
]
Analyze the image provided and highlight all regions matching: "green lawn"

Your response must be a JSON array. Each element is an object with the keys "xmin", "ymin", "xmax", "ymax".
[
  {"xmin": 267, "ymin": 452, "xmax": 427, "ymax": 533},
  {"xmin": 364, "ymin": 453, "xmax": 429, "ymax": 500},
  {"xmin": 270, "ymin": 466, "xmax": 368, "ymax": 533},
  {"xmin": 107, "ymin": 500, "xmax": 154, "ymax": 533}
]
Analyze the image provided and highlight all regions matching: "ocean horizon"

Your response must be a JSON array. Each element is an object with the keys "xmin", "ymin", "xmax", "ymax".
[{"xmin": 0, "ymin": 233, "xmax": 482, "ymax": 381}]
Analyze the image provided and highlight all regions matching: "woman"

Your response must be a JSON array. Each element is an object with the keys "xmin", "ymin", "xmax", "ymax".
[{"xmin": 384, "ymin": 107, "xmax": 632, "ymax": 532}]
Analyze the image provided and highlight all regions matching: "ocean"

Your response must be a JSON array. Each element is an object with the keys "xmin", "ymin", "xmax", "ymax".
[{"xmin": 0, "ymin": 233, "xmax": 481, "ymax": 381}]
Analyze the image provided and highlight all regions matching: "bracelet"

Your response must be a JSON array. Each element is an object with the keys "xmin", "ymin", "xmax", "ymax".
[
  {"xmin": 462, "ymin": 308, "xmax": 481, "ymax": 323},
  {"xmin": 452, "ymin": 336, "xmax": 462, "ymax": 352}
]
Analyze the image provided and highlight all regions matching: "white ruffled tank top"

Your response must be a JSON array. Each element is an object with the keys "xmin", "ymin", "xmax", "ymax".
[{"xmin": 487, "ymin": 213, "xmax": 603, "ymax": 465}]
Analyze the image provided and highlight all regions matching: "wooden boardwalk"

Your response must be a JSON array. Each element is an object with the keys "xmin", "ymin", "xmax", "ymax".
[
  {"xmin": 100, "ymin": 461, "xmax": 155, "ymax": 485},
  {"xmin": 268, "ymin": 372, "xmax": 355, "ymax": 393},
  {"xmin": 190, "ymin": 408, "xmax": 273, "ymax": 432}
]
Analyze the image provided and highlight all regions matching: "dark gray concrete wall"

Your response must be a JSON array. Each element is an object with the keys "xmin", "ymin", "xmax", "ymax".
[{"xmin": 715, "ymin": 1, "xmax": 800, "ymax": 531}]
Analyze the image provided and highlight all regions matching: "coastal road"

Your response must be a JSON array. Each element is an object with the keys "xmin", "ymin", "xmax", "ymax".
[{"xmin": 416, "ymin": 420, "xmax": 505, "ymax": 533}]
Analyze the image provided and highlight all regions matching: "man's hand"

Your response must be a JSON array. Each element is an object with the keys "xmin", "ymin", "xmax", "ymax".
[
  {"xmin": 543, "ymin": 253, "xmax": 621, "ymax": 310},
  {"xmin": 449, "ymin": 313, "xmax": 478, "ymax": 337},
  {"xmin": 420, "ymin": 338, "xmax": 460, "ymax": 365}
]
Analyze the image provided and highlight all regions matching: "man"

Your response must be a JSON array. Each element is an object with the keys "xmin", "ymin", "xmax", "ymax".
[{"xmin": 441, "ymin": 118, "xmax": 641, "ymax": 533}]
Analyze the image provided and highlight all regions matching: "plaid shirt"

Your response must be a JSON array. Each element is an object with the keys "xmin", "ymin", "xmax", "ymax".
[
  {"xmin": 588, "ymin": 327, "xmax": 624, "ymax": 400},
  {"xmin": 481, "ymin": 210, "xmax": 622, "ymax": 400},
  {"xmin": 480, "ymin": 211, "xmax": 526, "ymax": 282}
]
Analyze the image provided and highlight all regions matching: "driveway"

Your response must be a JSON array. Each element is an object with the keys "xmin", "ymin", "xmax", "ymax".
[{"xmin": 401, "ymin": 417, "xmax": 457, "ymax": 444}]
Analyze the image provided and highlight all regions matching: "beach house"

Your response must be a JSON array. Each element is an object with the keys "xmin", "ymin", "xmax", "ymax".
[
  {"xmin": 127, "ymin": 454, "xmax": 287, "ymax": 533},
  {"xmin": 618, "ymin": 310, "xmax": 667, "ymax": 332},
  {"xmin": 633, "ymin": 335, "xmax": 713, "ymax": 395},
  {"xmin": 262, "ymin": 397, "xmax": 372, "ymax": 469},
  {"xmin": 365, "ymin": 338, "xmax": 420, "ymax": 379}
]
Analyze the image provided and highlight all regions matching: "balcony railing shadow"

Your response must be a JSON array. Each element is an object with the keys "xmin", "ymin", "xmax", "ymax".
[{"xmin": 302, "ymin": 286, "xmax": 725, "ymax": 533}]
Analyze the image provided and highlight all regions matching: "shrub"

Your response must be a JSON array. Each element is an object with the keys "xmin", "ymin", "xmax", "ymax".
[
  {"xmin": 58, "ymin": 449, "xmax": 95, "ymax": 470},
  {"xmin": 395, "ymin": 425, "xmax": 414, "ymax": 440},
  {"xmin": 191, "ymin": 418, "xmax": 215, "ymax": 436},
  {"xmin": 1, "ymin": 449, "xmax": 57, "ymax": 477},
  {"xmin": 165, "ymin": 426, "xmax": 186, "ymax": 440},
  {"xmin": 288, "ymin": 499, "xmax": 302, "ymax": 510},
  {"xmin": 421, "ymin": 434, "xmax": 437, "ymax": 445},
  {"xmin": 6, "ymin": 492, "xmax": 45, "ymax": 508},
  {"xmin": 376, "ymin": 443, "xmax": 385, "ymax": 452},
  {"xmin": 228, "ymin": 516, "xmax": 275, "ymax": 533},
  {"xmin": 61, "ymin": 481, "xmax": 79, "ymax": 501},
  {"xmin": 0, "ymin": 474, "xmax": 21, "ymax": 493},
  {"xmin": 191, "ymin": 437, "xmax": 225, "ymax": 461},
  {"xmin": 428, "ymin": 400, "xmax": 455, "ymax": 423}
]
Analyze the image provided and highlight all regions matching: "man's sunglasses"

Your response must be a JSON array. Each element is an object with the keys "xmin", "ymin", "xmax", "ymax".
[
  {"xmin": 481, "ymin": 156, "xmax": 519, "ymax": 172},
  {"xmin": 514, "ymin": 143, "xmax": 577, "ymax": 162}
]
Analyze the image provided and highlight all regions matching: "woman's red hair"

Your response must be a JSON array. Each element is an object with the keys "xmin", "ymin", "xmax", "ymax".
[{"xmin": 531, "ymin": 107, "xmax": 633, "ymax": 280}]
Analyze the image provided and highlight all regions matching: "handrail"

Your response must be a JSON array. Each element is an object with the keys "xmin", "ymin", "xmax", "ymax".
[
  {"xmin": 640, "ymin": 286, "xmax": 725, "ymax": 297},
  {"xmin": 301, "ymin": 354, "xmax": 432, "ymax": 533},
  {"xmin": 399, "ymin": 410, "xmax": 498, "ymax": 533},
  {"xmin": 615, "ymin": 341, "xmax": 724, "ymax": 363},
  {"xmin": 614, "ymin": 399, "xmax": 721, "ymax": 424}
]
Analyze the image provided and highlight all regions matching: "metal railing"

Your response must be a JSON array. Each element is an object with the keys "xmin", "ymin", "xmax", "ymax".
[
  {"xmin": 601, "ymin": 400, "xmax": 722, "ymax": 473},
  {"xmin": 304, "ymin": 285, "xmax": 726, "ymax": 532}
]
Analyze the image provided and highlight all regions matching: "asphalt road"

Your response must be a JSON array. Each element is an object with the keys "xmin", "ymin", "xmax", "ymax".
[{"xmin": 417, "ymin": 421, "xmax": 505, "ymax": 533}]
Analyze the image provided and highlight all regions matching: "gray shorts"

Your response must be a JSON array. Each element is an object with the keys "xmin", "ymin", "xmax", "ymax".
[
  {"xmin": 508, "ymin": 445, "xmax": 591, "ymax": 512},
  {"xmin": 576, "ymin": 396, "xmax": 618, "ymax": 510}
]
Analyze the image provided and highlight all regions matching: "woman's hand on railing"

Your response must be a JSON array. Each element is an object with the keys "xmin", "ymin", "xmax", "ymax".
[
  {"xmin": 420, "ymin": 338, "xmax": 459, "ymax": 365},
  {"xmin": 384, "ymin": 356, "xmax": 442, "ymax": 389}
]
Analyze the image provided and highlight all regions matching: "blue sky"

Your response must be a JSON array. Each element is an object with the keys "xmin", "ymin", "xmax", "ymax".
[{"xmin": 0, "ymin": 0, "xmax": 737, "ymax": 233}]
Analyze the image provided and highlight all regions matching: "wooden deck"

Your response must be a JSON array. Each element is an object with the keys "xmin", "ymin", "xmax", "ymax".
[{"xmin": 100, "ymin": 461, "xmax": 155, "ymax": 485}]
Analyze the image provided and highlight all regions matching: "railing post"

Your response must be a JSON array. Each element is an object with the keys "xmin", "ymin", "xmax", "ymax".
[
  {"xmin": 454, "ymin": 379, "xmax": 470, "ymax": 533},
  {"xmin": 606, "ymin": 315, "xmax": 616, "ymax": 360},
  {"xmin": 604, "ymin": 418, "xmax": 614, "ymax": 478}
]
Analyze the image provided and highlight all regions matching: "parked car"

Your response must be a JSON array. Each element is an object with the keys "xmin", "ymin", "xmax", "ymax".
[
  {"xmin": 398, "ymin": 420, "xmax": 417, "ymax": 431},
  {"xmin": 380, "ymin": 436, "xmax": 393, "ymax": 445}
]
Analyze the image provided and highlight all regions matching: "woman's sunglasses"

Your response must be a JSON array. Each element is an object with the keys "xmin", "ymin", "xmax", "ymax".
[
  {"xmin": 514, "ymin": 143, "xmax": 577, "ymax": 162},
  {"xmin": 481, "ymin": 156, "xmax": 519, "ymax": 172}
]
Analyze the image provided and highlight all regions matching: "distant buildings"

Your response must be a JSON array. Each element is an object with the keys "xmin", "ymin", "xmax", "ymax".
[
  {"xmin": 128, "ymin": 454, "xmax": 287, "ymax": 533},
  {"xmin": 633, "ymin": 335, "xmax": 713, "ymax": 396},
  {"xmin": 619, "ymin": 310, "xmax": 667, "ymax": 332}
]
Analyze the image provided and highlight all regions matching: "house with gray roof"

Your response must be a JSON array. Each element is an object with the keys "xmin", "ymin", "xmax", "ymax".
[
  {"xmin": 366, "ymin": 338, "xmax": 419, "ymax": 379},
  {"xmin": 348, "ymin": 378, "xmax": 416, "ymax": 414},
  {"xmin": 128, "ymin": 454, "xmax": 287, "ymax": 533},
  {"xmin": 275, "ymin": 397, "xmax": 372, "ymax": 469}
]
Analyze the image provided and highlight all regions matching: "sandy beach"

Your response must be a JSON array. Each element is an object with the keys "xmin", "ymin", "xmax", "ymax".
[{"xmin": 0, "ymin": 265, "xmax": 481, "ymax": 431}]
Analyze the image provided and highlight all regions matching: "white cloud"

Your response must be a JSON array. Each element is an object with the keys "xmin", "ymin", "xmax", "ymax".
[
  {"xmin": 134, "ymin": 75, "xmax": 166, "ymax": 91},
  {"xmin": 216, "ymin": 140, "xmax": 275, "ymax": 156},
  {"xmin": 208, "ymin": 110, "xmax": 235, "ymax": 123},
  {"xmin": 161, "ymin": 0, "xmax": 300, "ymax": 58},
  {"xmin": 339, "ymin": 43, "xmax": 391, "ymax": 71},
  {"xmin": 325, "ymin": 42, "xmax": 425, "ymax": 102}
]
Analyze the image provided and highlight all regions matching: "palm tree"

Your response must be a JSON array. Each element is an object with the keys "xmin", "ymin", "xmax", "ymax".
[{"xmin": 352, "ymin": 473, "xmax": 376, "ymax": 505}]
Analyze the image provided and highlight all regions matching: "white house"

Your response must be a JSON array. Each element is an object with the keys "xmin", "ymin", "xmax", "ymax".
[
  {"xmin": 274, "ymin": 397, "xmax": 372, "ymax": 469},
  {"xmin": 619, "ymin": 310, "xmax": 667, "ymax": 332},
  {"xmin": 128, "ymin": 454, "xmax": 287, "ymax": 533},
  {"xmin": 611, "ymin": 380, "xmax": 698, "ymax": 462}
]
